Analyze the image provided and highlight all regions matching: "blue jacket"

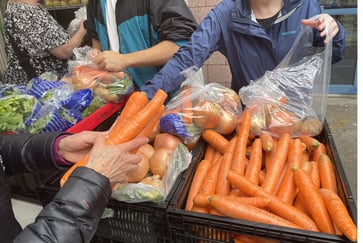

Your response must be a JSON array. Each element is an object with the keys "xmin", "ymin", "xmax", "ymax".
[
  {"xmin": 141, "ymin": 0, "xmax": 345, "ymax": 99},
  {"xmin": 85, "ymin": 0, "xmax": 197, "ymax": 89}
]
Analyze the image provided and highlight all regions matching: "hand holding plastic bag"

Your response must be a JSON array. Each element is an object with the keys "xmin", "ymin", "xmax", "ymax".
[{"xmin": 239, "ymin": 15, "xmax": 332, "ymax": 138}]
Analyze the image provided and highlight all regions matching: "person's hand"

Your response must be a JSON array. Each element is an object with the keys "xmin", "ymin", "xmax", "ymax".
[
  {"xmin": 301, "ymin": 14, "xmax": 339, "ymax": 43},
  {"xmin": 85, "ymin": 135, "xmax": 149, "ymax": 186},
  {"xmin": 58, "ymin": 131, "xmax": 107, "ymax": 163},
  {"xmin": 94, "ymin": 51, "xmax": 127, "ymax": 72}
]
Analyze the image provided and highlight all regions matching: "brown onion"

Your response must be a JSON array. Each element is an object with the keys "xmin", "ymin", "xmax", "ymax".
[
  {"xmin": 149, "ymin": 148, "xmax": 173, "ymax": 178},
  {"xmin": 153, "ymin": 133, "xmax": 181, "ymax": 150}
]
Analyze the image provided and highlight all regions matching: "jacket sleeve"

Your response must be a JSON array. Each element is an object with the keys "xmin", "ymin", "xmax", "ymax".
[
  {"xmin": 14, "ymin": 167, "xmax": 112, "ymax": 243},
  {"xmin": 141, "ymin": 2, "xmax": 226, "ymax": 99},
  {"xmin": 0, "ymin": 132, "xmax": 68, "ymax": 176},
  {"xmin": 150, "ymin": 0, "xmax": 198, "ymax": 42}
]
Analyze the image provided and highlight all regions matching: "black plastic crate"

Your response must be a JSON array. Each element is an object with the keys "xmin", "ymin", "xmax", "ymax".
[
  {"xmin": 166, "ymin": 122, "xmax": 357, "ymax": 243},
  {"xmin": 36, "ymin": 140, "xmax": 206, "ymax": 243}
]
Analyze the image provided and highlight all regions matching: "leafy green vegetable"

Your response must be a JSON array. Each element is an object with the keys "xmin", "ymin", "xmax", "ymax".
[{"xmin": 0, "ymin": 95, "xmax": 36, "ymax": 132}]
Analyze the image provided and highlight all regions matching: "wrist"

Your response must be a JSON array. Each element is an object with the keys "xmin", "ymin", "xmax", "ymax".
[{"xmin": 53, "ymin": 135, "xmax": 72, "ymax": 166}]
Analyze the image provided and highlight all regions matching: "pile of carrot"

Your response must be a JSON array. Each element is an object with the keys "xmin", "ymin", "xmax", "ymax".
[
  {"xmin": 59, "ymin": 89, "xmax": 168, "ymax": 186},
  {"xmin": 186, "ymin": 110, "xmax": 357, "ymax": 242}
]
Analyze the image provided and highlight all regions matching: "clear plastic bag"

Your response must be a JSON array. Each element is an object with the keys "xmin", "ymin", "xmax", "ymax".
[
  {"xmin": 112, "ymin": 143, "xmax": 192, "ymax": 203},
  {"xmin": 160, "ymin": 66, "xmax": 242, "ymax": 146},
  {"xmin": 67, "ymin": 6, "xmax": 87, "ymax": 37},
  {"xmin": 239, "ymin": 16, "xmax": 332, "ymax": 138}
]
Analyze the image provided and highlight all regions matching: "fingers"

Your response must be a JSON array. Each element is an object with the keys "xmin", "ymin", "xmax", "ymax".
[
  {"xmin": 301, "ymin": 14, "xmax": 338, "ymax": 43},
  {"xmin": 118, "ymin": 137, "xmax": 149, "ymax": 152}
]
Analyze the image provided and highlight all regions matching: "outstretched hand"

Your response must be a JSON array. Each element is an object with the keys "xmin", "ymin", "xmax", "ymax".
[
  {"xmin": 301, "ymin": 14, "xmax": 339, "ymax": 43},
  {"xmin": 85, "ymin": 135, "xmax": 149, "ymax": 186}
]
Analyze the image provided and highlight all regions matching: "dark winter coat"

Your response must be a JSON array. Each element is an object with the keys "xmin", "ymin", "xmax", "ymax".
[{"xmin": 0, "ymin": 132, "xmax": 111, "ymax": 243}]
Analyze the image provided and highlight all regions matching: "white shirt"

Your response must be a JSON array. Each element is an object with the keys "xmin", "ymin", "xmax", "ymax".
[{"xmin": 105, "ymin": 0, "xmax": 120, "ymax": 52}]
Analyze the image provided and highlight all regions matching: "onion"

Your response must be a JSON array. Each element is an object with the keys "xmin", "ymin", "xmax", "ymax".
[
  {"xmin": 153, "ymin": 133, "xmax": 181, "ymax": 150},
  {"xmin": 126, "ymin": 152, "xmax": 149, "ymax": 183},
  {"xmin": 215, "ymin": 108, "xmax": 237, "ymax": 135},
  {"xmin": 137, "ymin": 143, "xmax": 155, "ymax": 159},
  {"xmin": 149, "ymin": 148, "xmax": 173, "ymax": 178},
  {"xmin": 193, "ymin": 100, "xmax": 221, "ymax": 129}
]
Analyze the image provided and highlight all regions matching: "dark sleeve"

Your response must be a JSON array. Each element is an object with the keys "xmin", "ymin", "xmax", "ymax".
[
  {"xmin": 84, "ymin": 0, "xmax": 99, "ymax": 40},
  {"xmin": 14, "ymin": 167, "xmax": 112, "ymax": 243},
  {"xmin": 0, "ymin": 132, "xmax": 68, "ymax": 176},
  {"xmin": 150, "ymin": 0, "xmax": 198, "ymax": 42}
]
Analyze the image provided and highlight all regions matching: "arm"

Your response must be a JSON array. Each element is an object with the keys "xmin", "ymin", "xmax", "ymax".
[
  {"xmin": 0, "ymin": 132, "xmax": 66, "ymax": 175},
  {"xmin": 48, "ymin": 21, "xmax": 87, "ymax": 59},
  {"xmin": 94, "ymin": 40, "xmax": 180, "ymax": 72},
  {"xmin": 13, "ymin": 135, "xmax": 148, "ymax": 242}
]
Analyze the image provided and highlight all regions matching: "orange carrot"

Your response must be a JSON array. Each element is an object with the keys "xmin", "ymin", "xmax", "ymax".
[
  {"xmin": 209, "ymin": 195, "xmax": 301, "ymax": 229},
  {"xmin": 244, "ymin": 138, "xmax": 262, "ymax": 185},
  {"xmin": 204, "ymin": 145, "xmax": 215, "ymax": 162},
  {"xmin": 293, "ymin": 167, "xmax": 335, "ymax": 234},
  {"xmin": 135, "ymin": 105, "xmax": 164, "ymax": 140},
  {"xmin": 227, "ymin": 170, "xmax": 319, "ymax": 231},
  {"xmin": 259, "ymin": 131, "xmax": 274, "ymax": 152},
  {"xmin": 198, "ymin": 157, "xmax": 222, "ymax": 195},
  {"xmin": 301, "ymin": 150, "xmax": 310, "ymax": 163},
  {"xmin": 300, "ymin": 135, "xmax": 321, "ymax": 152},
  {"xmin": 107, "ymin": 89, "xmax": 167, "ymax": 145},
  {"xmin": 275, "ymin": 138, "xmax": 304, "ymax": 204},
  {"xmin": 114, "ymin": 91, "xmax": 148, "ymax": 130},
  {"xmin": 319, "ymin": 188, "xmax": 357, "ymax": 242},
  {"xmin": 261, "ymin": 133, "xmax": 291, "ymax": 194},
  {"xmin": 185, "ymin": 159, "xmax": 212, "ymax": 211},
  {"xmin": 191, "ymin": 205, "xmax": 209, "ymax": 214},
  {"xmin": 229, "ymin": 188, "xmax": 241, "ymax": 197},
  {"xmin": 202, "ymin": 129, "xmax": 229, "ymax": 154},
  {"xmin": 60, "ymin": 89, "xmax": 167, "ymax": 187},
  {"xmin": 318, "ymin": 153, "xmax": 337, "ymax": 193},
  {"xmin": 211, "ymin": 150, "xmax": 222, "ymax": 164},
  {"xmin": 215, "ymin": 137, "xmax": 237, "ymax": 195},
  {"xmin": 231, "ymin": 110, "xmax": 251, "ymax": 176},
  {"xmin": 193, "ymin": 194, "xmax": 270, "ymax": 208},
  {"xmin": 312, "ymin": 142, "xmax": 326, "ymax": 162},
  {"xmin": 310, "ymin": 161, "xmax": 320, "ymax": 188},
  {"xmin": 258, "ymin": 169, "xmax": 266, "ymax": 186},
  {"xmin": 263, "ymin": 138, "xmax": 277, "ymax": 171},
  {"xmin": 293, "ymin": 192, "xmax": 311, "ymax": 217}
]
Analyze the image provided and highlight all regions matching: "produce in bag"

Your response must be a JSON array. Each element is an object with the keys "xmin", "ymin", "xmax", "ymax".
[
  {"xmin": 0, "ymin": 94, "xmax": 37, "ymax": 133},
  {"xmin": 160, "ymin": 66, "xmax": 242, "ymax": 147},
  {"xmin": 239, "ymin": 16, "xmax": 332, "ymax": 138}
]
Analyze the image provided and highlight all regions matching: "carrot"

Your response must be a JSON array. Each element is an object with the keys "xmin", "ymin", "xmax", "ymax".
[
  {"xmin": 263, "ymin": 138, "xmax": 277, "ymax": 171},
  {"xmin": 210, "ymin": 207, "xmax": 224, "ymax": 216},
  {"xmin": 135, "ymin": 105, "xmax": 164, "ymax": 140},
  {"xmin": 209, "ymin": 195, "xmax": 301, "ymax": 229},
  {"xmin": 318, "ymin": 153, "xmax": 337, "ymax": 193},
  {"xmin": 231, "ymin": 110, "xmax": 251, "ymax": 176},
  {"xmin": 204, "ymin": 145, "xmax": 215, "ymax": 162},
  {"xmin": 275, "ymin": 138, "xmax": 304, "ymax": 204},
  {"xmin": 211, "ymin": 149, "xmax": 222, "ymax": 164},
  {"xmin": 312, "ymin": 142, "xmax": 326, "ymax": 162},
  {"xmin": 261, "ymin": 133, "xmax": 291, "ymax": 194},
  {"xmin": 198, "ymin": 157, "xmax": 222, "ymax": 195},
  {"xmin": 259, "ymin": 131, "xmax": 274, "ymax": 152},
  {"xmin": 180, "ymin": 85, "xmax": 193, "ymax": 124},
  {"xmin": 202, "ymin": 129, "xmax": 229, "ymax": 154},
  {"xmin": 301, "ymin": 150, "xmax": 310, "ymax": 163},
  {"xmin": 300, "ymin": 135, "xmax": 321, "ymax": 152},
  {"xmin": 293, "ymin": 167, "xmax": 335, "ymax": 234},
  {"xmin": 258, "ymin": 169, "xmax": 266, "ymax": 186},
  {"xmin": 310, "ymin": 161, "xmax": 320, "ymax": 188},
  {"xmin": 229, "ymin": 188, "xmax": 241, "ymax": 197},
  {"xmin": 215, "ymin": 137, "xmax": 237, "ymax": 195},
  {"xmin": 107, "ymin": 89, "xmax": 167, "ymax": 145},
  {"xmin": 185, "ymin": 159, "xmax": 212, "ymax": 211},
  {"xmin": 112, "ymin": 91, "xmax": 148, "ymax": 131},
  {"xmin": 227, "ymin": 170, "xmax": 319, "ymax": 231},
  {"xmin": 60, "ymin": 89, "xmax": 167, "ymax": 187},
  {"xmin": 193, "ymin": 194, "xmax": 270, "ymax": 208},
  {"xmin": 319, "ymin": 188, "xmax": 357, "ymax": 241},
  {"xmin": 293, "ymin": 192, "xmax": 311, "ymax": 217},
  {"xmin": 191, "ymin": 205, "xmax": 209, "ymax": 214},
  {"xmin": 244, "ymin": 138, "xmax": 262, "ymax": 185}
]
